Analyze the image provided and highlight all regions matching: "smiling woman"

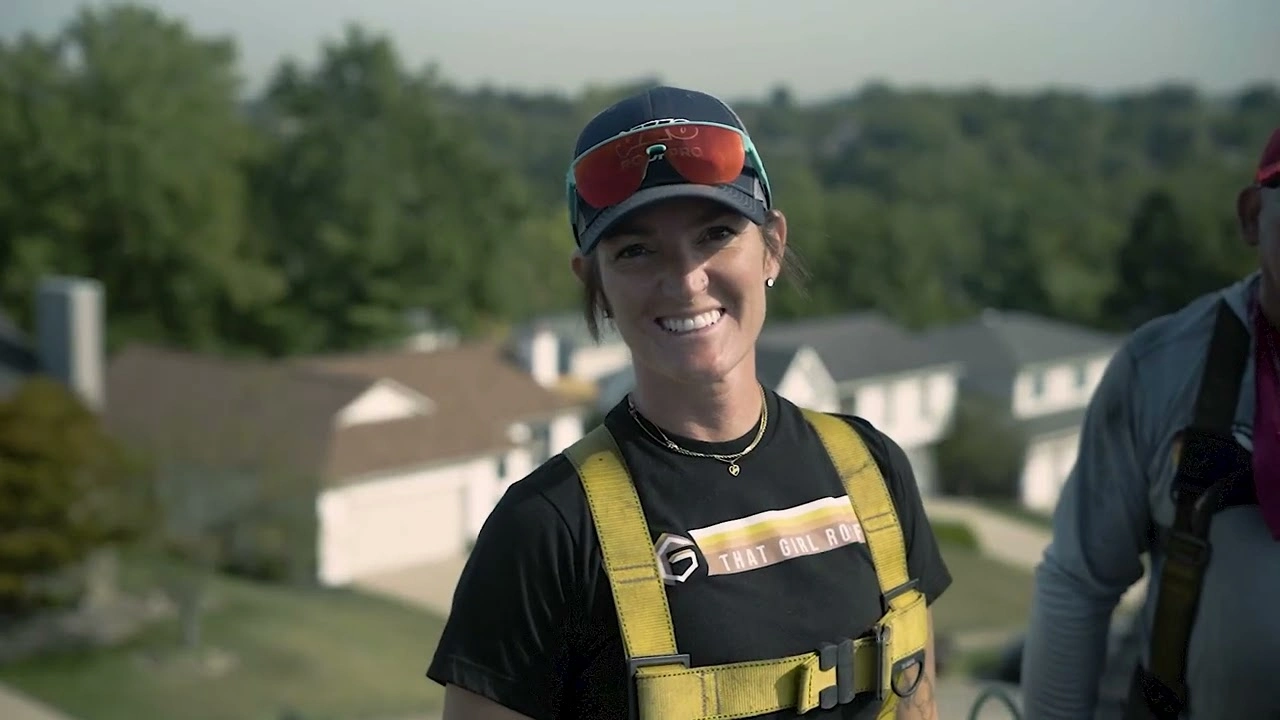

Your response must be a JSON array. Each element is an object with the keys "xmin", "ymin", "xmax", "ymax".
[{"xmin": 426, "ymin": 86, "xmax": 953, "ymax": 720}]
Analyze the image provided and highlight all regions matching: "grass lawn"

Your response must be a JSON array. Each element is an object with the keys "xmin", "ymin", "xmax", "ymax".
[
  {"xmin": 928, "ymin": 521, "xmax": 1034, "ymax": 638},
  {"xmin": 0, "ymin": 554, "xmax": 446, "ymax": 720},
  {"xmin": 0, "ymin": 521, "xmax": 1034, "ymax": 719}
]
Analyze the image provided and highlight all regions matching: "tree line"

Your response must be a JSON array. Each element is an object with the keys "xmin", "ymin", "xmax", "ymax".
[{"xmin": 2, "ymin": 4, "xmax": 1276, "ymax": 361}]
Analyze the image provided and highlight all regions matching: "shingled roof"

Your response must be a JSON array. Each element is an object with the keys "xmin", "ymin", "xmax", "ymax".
[
  {"xmin": 759, "ymin": 311, "xmax": 951, "ymax": 383},
  {"xmin": 921, "ymin": 309, "xmax": 1122, "ymax": 370},
  {"xmin": 300, "ymin": 342, "xmax": 582, "ymax": 482},
  {"xmin": 105, "ymin": 342, "xmax": 584, "ymax": 487}
]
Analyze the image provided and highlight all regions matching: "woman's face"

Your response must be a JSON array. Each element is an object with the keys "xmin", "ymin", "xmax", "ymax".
[{"xmin": 575, "ymin": 197, "xmax": 784, "ymax": 388}]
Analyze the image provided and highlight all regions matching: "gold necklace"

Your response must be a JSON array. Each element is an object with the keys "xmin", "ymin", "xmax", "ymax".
[{"xmin": 626, "ymin": 385, "xmax": 768, "ymax": 476}]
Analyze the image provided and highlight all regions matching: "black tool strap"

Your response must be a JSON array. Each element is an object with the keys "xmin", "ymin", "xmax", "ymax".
[{"xmin": 1127, "ymin": 299, "xmax": 1254, "ymax": 720}]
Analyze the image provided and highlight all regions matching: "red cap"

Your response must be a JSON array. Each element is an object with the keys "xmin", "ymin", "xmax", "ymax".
[{"xmin": 1258, "ymin": 127, "xmax": 1280, "ymax": 185}]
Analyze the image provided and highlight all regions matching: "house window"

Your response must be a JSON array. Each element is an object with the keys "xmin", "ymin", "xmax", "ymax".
[
  {"xmin": 1073, "ymin": 363, "xmax": 1088, "ymax": 390},
  {"xmin": 842, "ymin": 395, "xmax": 858, "ymax": 415},
  {"xmin": 1030, "ymin": 372, "xmax": 1045, "ymax": 398},
  {"xmin": 531, "ymin": 423, "xmax": 552, "ymax": 463},
  {"xmin": 919, "ymin": 377, "xmax": 932, "ymax": 419}
]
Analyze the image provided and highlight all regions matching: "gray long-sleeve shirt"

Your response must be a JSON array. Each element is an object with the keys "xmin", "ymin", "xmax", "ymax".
[{"xmin": 1021, "ymin": 270, "xmax": 1280, "ymax": 720}]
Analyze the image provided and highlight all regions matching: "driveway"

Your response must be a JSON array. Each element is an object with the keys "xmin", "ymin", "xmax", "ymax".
[
  {"xmin": 353, "ymin": 553, "xmax": 470, "ymax": 615},
  {"xmin": 924, "ymin": 497, "xmax": 1148, "ymax": 608},
  {"xmin": 0, "ymin": 683, "xmax": 75, "ymax": 720}
]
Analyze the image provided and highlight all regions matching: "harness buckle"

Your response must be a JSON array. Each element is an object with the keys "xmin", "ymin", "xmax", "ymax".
[
  {"xmin": 871, "ymin": 625, "xmax": 928, "ymax": 700},
  {"xmin": 881, "ymin": 578, "xmax": 919, "ymax": 608},
  {"xmin": 626, "ymin": 653, "xmax": 690, "ymax": 720},
  {"xmin": 816, "ymin": 638, "xmax": 857, "ymax": 709}
]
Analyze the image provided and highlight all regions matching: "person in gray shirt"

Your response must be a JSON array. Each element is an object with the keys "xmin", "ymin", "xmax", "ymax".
[{"xmin": 1021, "ymin": 126, "xmax": 1280, "ymax": 720}]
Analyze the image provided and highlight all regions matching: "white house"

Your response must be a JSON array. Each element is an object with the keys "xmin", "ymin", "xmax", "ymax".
[
  {"xmin": 921, "ymin": 308, "xmax": 1121, "ymax": 512},
  {"xmin": 759, "ymin": 312, "xmax": 963, "ymax": 496},
  {"xmin": 104, "ymin": 340, "xmax": 588, "ymax": 587},
  {"xmin": 510, "ymin": 311, "xmax": 632, "ymax": 389}
]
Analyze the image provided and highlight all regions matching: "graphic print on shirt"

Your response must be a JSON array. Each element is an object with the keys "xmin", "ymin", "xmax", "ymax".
[{"xmin": 654, "ymin": 496, "xmax": 866, "ymax": 585}]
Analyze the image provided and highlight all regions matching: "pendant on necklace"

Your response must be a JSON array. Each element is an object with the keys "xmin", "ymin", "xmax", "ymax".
[{"xmin": 728, "ymin": 463, "xmax": 740, "ymax": 476}]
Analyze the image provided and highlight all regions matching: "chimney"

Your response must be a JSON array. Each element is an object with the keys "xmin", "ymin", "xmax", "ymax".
[
  {"xmin": 36, "ymin": 276, "xmax": 106, "ymax": 411},
  {"xmin": 515, "ymin": 324, "xmax": 561, "ymax": 388}
]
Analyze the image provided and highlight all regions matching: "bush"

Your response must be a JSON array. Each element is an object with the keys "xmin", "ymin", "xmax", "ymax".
[
  {"xmin": 935, "ymin": 393, "xmax": 1028, "ymax": 499},
  {"xmin": 0, "ymin": 378, "xmax": 155, "ymax": 616},
  {"xmin": 930, "ymin": 520, "xmax": 980, "ymax": 550}
]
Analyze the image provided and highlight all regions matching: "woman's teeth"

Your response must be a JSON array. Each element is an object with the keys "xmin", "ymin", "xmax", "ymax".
[{"xmin": 658, "ymin": 309, "xmax": 724, "ymax": 333}]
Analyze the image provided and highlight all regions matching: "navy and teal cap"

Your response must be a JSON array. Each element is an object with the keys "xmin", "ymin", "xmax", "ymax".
[{"xmin": 567, "ymin": 86, "xmax": 772, "ymax": 255}]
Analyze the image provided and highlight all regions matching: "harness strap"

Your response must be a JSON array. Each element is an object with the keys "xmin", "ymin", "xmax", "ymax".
[
  {"xmin": 1128, "ymin": 299, "xmax": 1252, "ymax": 720},
  {"xmin": 802, "ymin": 409, "xmax": 930, "ymax": 720},
  {"xmin": 564, "ymin": 410, "xmax": 927, "ymax": 720},
  {"xmin": 801, "ymin": 410, "xmax": 916, "ymax": 612},
  {"xmin": 563, "ymin": 425, "xmax": 679, "ymax": 662}
]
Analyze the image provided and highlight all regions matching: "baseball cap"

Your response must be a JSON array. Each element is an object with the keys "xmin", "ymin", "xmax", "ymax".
[
  {"xmin": 1257, "ymin": 127, "xmax": 1280, "ymax": 186},
  {"xmin": 568, "ymin": 86, "xmax": 772, "ymax": 254}
]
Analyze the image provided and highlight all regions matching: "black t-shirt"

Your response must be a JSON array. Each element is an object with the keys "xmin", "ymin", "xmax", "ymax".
[{"xmin": 427, "ymin": 389, "xmax": 952, "ymax": 719}]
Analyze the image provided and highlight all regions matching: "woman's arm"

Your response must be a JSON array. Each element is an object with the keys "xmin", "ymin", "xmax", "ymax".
[
  {"xmin": 895, "ymin": 609, "xmax": 939, "ymax": 720},
  {"xmin": 426, "ymin": 460, "xmax": 582, "ymax": 720}
]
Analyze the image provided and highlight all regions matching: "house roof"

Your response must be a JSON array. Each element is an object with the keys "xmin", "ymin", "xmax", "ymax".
[
  {"xmin": 520, "ymin": 311, "xmax": 623, "ymax": 348},
  {"xmin": 756, "ymin": 341, "xmax": 801, "ymax": 388},
  {"xmin": 105, "ymin": 345, "xmax": 369, "ymax": 482},
  {"xmin": 922, "ymin": 309, "xmax": 1122, "ymax": 370},
  {"xmin": 105, "ymin": 342, "xmax": 584, "ymax": 487},
  {"xmin": 759, "ymin": 311, "xmax": 949, "ymax": 383},
  {"xmin": 300, "ymin": 342, "xmax": 583, "ymax": 481}
]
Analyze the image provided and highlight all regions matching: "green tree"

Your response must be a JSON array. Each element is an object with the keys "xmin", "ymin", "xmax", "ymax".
[
  {"xmin": 241, "ymin": 24, "xmax": 544, "ymax": 353},
  {"xmin": 0, "ymin": 378, "xmax": 153, "ymax": 616},
  {"xmin": 0, "ymin": 6, "xmax": 282, "ymax": 354},
  {"xmin": 1101, "ymin": 188, "xmax": 1247, "ymax": 330}
]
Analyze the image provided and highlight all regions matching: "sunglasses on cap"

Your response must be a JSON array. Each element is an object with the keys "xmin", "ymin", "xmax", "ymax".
[
  {"xmin": 565, "ymin": 120, "xmax": 773, "ymax": 215},
  {"xmin": 1259, "ymin": 165, "xmax": 1280, "ymax": 189}
]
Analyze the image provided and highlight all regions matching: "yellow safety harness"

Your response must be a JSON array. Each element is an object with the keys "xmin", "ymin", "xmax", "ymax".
[{"xmin": 562, "ymin": 407, "xmax": 930, "ymax": 720}]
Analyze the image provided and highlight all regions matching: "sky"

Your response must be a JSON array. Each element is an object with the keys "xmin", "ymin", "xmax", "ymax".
[{"xmin": 3, "ymin": 0, "xmax": 1277, "ymax": 102}]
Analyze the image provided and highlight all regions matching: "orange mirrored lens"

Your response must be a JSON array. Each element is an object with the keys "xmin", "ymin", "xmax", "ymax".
[{"xmin": 573, "ymin": 124, "xmax": 747, "ymax": 208}]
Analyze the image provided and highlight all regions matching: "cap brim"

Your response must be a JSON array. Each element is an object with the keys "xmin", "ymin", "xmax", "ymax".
[{"xmin": 578, "ymin": 183, "xmax": 768, "ymax": 255}]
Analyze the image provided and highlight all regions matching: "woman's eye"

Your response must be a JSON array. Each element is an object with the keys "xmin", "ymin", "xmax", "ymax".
[
  {"xmin": 615, "ymin": 244, "xmax": 647, "ymax": 260},
  {"xmin": 703, "ymin": 226, "xmax": 735, "ymax": 243}
]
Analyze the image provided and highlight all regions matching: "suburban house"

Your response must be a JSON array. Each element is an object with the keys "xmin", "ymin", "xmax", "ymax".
[
  {"xmin": 104, "ymin": 341, "xmax": 588, "ymax": 587},
  {"xmin": 921, "ymin": 308, "xmax": 1122, "ymax": 512},
  {"xmin": 595, "ymin": 340, "xmax": 841, "ymax": 417},
  {"xmin": 510, "ymin": 311, "xmax": 632, "ymax": 390},
  {"xmin": 0, "ymin": 275, "xmax": 105, "ymax": 408},
  {"xmin": 758, "ymin": 312, "xmax": 963, "ymax": 496}
]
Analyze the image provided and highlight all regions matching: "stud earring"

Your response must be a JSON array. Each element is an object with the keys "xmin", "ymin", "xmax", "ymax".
[{"xmin": 765, "ymin": 277, "xmax": 775, "ymax": 288}]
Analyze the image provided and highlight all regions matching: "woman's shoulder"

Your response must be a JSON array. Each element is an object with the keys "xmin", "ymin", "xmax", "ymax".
[
  {"xmin": 829, "ymin": 412, "xmax": 910, "ymax": 469},
  {"xmin": 491, "ymin": 453, "xmax": 586, "ymax": 533},
  {"xmin": 775, "ymin": 399, "xmax": 912, "ymax": 479},
  {"xmin": 781, "ymin": 404, "xmax": 920, "ymax": 504}
]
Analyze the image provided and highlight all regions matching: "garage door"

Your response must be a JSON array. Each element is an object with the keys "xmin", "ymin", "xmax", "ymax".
[{"xmin": 317, "ymin": 467, "xmax": 471, "ymax": 586}]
